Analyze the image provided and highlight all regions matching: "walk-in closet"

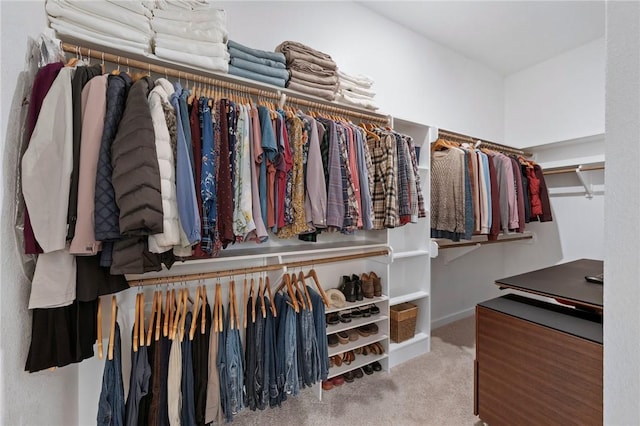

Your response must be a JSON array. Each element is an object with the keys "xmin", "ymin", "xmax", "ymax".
[{"xmin": 0, "ymin": 1, "xmax": 638, "ymax": 425}]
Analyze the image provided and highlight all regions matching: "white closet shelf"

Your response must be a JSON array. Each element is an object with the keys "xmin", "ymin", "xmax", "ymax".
[
  {"xmin": 326, "ymin": 314, "xmax": 389, "ymax": 335},
  {"xmin": 328, "ymin": 333, "xmax": 388, "ymax": 357},
  {"xmin": 392, "ymin": 249, "xmax": 430, "ymax": 260},
  {"xmin": 390, "ymin": 291, "xmax": 429, "ymax": 306},
  {"xmin": 327, "ymin": 353, "xmax": 388, "ymax": 379},
  {"xmin": 389, "ymin": 332, "xmax": 429, "ymax": 352},
  {"xmin": 326, "ymin": 295, "xmax": 388, "ymax": 314}
]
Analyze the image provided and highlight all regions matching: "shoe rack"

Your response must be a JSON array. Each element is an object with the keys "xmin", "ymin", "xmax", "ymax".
[{"xmin": 386, "ymin": 118, "xmax": 433, "ymax": 368}]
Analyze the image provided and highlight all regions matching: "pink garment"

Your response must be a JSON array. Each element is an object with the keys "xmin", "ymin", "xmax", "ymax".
[
  {"xmin": 70, "ymin": 75, "xmax": 108, "ymax": 255},
  {"xmin": 499, "ymin": 154, "xmax": 519, "ymax": 230}
]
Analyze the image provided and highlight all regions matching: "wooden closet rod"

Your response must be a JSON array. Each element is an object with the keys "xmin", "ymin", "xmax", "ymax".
[
  {"xmin": 127, "ymin": 248, "xmax": 390, "ymax": 287},
  {"xmin": 60, "ymin": 42, "xmax": 389, "ymax": 125},
  {"xmin": 543, "ymin": 164, "xmax": 605, "ymax": 175},
  {"xmin": 438, "ymin": 128, "xmax": 533, "ymax": 157}
]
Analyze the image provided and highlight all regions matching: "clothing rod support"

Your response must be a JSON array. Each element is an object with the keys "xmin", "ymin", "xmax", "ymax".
[
  {"xmin": 127, "ymin": 249, "xmax": 390, "ymax": 287},
  {"xmin": 60, "ymin": 42, "xmax": 389, "ymax": 124}
]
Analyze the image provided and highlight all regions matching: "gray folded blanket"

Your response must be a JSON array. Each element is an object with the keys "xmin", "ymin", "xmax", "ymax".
[
  {"xmin": 286, "ymin": 80, "xmax": 336, "ymax": 101},
  {"xmin": 289, "ymin": 59, "xmax": 336, "ymax": 78},
  {"xmin": 228, "ymin": 39, "xmax": 286, "ymax": 63},
  {"xmin": 276, "ymin": 40, "xmax": 337, "ymax": 70},
  {"xmin": 230, "ymin": 57, "xmax": 290, "ymax": 80}
]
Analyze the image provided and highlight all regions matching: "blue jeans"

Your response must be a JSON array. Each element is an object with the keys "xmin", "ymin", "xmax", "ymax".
[
  {"xmin": 97, "ymin": 323, "xmax": 125, "ymax": 426},
  {"xmin": 125, "ymin": 332, "xmax": 151, "ymax": 426},
  {"xmin": 308, "ymin": 287, "xmax": 329, "ymax": 381},
  {"xmin": 216, "ymin": 307, "xmax": 230, "ymax": 422},
  {"xmin": 225, "ymin": 308, "xmax": 244, "ymax": 417}
]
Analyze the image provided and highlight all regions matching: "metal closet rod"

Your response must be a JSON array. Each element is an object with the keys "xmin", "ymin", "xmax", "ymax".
[
  {"xmin": 60, "ymin": 42, "xmax": 389, "ymax": 124},
  {"xmin": 127, "ymin": 248, "xmax": 390, "ymax": 287},
  {"xmin": 438, "ymin": 128, "xmax": 533, "ymax": 157}
]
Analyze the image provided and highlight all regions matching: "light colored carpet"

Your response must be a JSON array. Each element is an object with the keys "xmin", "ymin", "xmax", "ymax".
[{"xmin": 230, "ymin": 315, "xmax": 481, "ymax": 426}]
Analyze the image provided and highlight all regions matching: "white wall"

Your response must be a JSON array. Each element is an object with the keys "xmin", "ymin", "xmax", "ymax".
[
  {"xmin": 0, "ymin": 1, "xmax": 79, "ymax": 425},
  {"xmin": 604, "ymin": 1, "xmax": 640, "ymax": 423},
  {"xmin": 505, "ymin": 37, "xmax": 605, "ymax": 148},
  {"xmin": 219, "ymin": 1, "xmax": 505, "ymax": 142}
]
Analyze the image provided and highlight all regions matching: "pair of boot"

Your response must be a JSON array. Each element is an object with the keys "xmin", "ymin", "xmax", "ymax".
[{"xmin": 339, "ymin": 274, "xmax": 362, "ymax": 302}]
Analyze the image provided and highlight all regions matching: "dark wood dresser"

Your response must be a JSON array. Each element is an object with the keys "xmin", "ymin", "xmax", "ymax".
[{"xmin": 474, "ymin": 260, "xmax": 603, "ymax": 426}]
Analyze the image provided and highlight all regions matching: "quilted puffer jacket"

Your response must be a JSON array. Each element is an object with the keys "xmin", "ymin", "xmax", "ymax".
[
  {"xmin": 94, "ymin": 73, "xmax": 132, "ymax": 241},
  {"xmin": 147, "ymin": 78, "xmax": 180, "ymax": 253},
  {"xmin": 110, "ymin": 75, "xmax": 163, "ymax": 236},
  {"xmin": 110, "ymin": 76, "xmax": 164, "ymax": 274}
]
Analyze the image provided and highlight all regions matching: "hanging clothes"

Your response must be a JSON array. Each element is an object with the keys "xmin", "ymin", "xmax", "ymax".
[
  {"xmin": 192, "ymin": 303, "xmax": 211, "ymax": 426},
  {"xmin": 97, "ymin": 322, "xmax": 125, "ymax": 426}
]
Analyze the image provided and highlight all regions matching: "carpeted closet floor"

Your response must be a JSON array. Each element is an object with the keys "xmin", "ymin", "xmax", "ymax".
[{"xmin": 232, "ymin": 315, "xmax": 480, "ymax": 426}]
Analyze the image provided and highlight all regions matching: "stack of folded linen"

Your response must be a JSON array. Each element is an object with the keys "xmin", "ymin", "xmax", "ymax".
[
  {"xmin": 336, "ymin": 70, "xmax": 379, "ymax": 110},
  {"xmin": 46, "ymin": 0, "xmax": 153, "ymax": 55},
  {"xmin": 227, "ymin": 40, "xmax": 289, "ymax": 88},
  {"xmin": 151, "ymin": 0, "xmax": 229, "ymax": 73},
  {"xmin": 275, "ymin": 41, "xmax": 338, "ymax": 101}
]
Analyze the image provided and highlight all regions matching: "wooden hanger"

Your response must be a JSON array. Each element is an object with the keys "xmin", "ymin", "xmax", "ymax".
[
  {"xmin": 243, "ymin": 278, "xmax": 248, "ymax": 329},
  {"xmin": 258, "ymin": 277, "xmax": 267, "ymax": 319},
  {"xmin": 133, "ymin": 293, "xmax": 140, "ymax": 352},
  {"xmin": 179, "ymin": 288, "xmax": 189, "ymax": 342},
  {"xmin": 217, "ymin": 283, "xmax": 224, "ymax": 333},
  {"xmin": 155, "ymin": 290, "xmax": 162, "ymax": 342},
  {"xmin": 213, "ymin": 284, "xmax": 219, "ymax": 333},
  {"xmin": 163, "ymin": 289, "xmax": 171, "ymax": 337},
  {"xmin": 250, "ymin": 277, "xmax": 256, "ymax": 323},
  {"xmin": 305, "ymin": 269, "xmax": 331, "ymax": 308},
  {"xmin": 170, "ymin": 288, "xmax": 183, "ymax": 340},
  {"xmin": 431, "ymin": 138, "xmax": 458, "ymax": 152},
  {"xmin": 97, "ymin": 297, "xmax": 103, "ymax": 360},
  {"xmin": 145, "ymin": 291, "xmax": 158, "ymax": 346},
  {"xmin": 360, "ymin": 123, "xmax": 380, "ymax": 142},
  {"xmin": 298, "ymin": 271, "xmax": 313, "ymax": 312},
  {"xmin": 275, "ymin": 273, "xmax": 299, "ymax": 313},
  {"xmin": 201, "ymin": 285, "xmax": 207, "ymax": 334},
  {"xmin": 232, "ymin": 280, "xmax": 240, "ymax": 329},
  {"xmin": 139, "ymin": 292, "xmax": 145, "ymax": 348},
  {"xmin": 291, "ymin": 273, "xmax": 307, "ymax": 310},
  {"xmin": 108, "ymin": 295, "xmax": 118, "ymax": 361},
  {"xmin": 189, "ymin": 286, "xmax": 201, "ymax": 340},
  {"xmin": 265, "ymin": 276, "xmax": 277, "ymax": 317}
]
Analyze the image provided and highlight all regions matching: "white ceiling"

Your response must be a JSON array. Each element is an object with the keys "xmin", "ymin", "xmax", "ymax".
[{"xmin": 359, "ymin": 1, "xmax": 605, "ymax": 75}]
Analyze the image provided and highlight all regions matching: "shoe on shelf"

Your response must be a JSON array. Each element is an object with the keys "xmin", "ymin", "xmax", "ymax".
[
  {"xmin": 371, "ymin": 361, "xmax": 382, "ymax": 372},
  {"xmin": 332, "ymin": 355, "xmax": 343, "ymax": 367},
  {"xmin": 338, "ymin": 311, "xmax": 352, "ymax": 323},
  {"xmin": 356, "ymin": 326, "xmax": 371, "ymax": 337},
  {"xmin": 328, "ymin": 334, "xmax": 339, "ymax": 347},
  {"xmin": 361, "ymin": 273, "xmax": 375, "ymax": 298},
  {"xmin": 326, "ymin": 312, "xmax": 339, "ymax": 325},
  {"xmin": 340, "ymin": 276, "xmax": 357, "ymax": 303},
  {"xmin": 343, "ymin": 370, "xmax": 355, "ymax": 383},
  {"xmin": 360, "ymin": 305, "xmax": 371, "ymax": 317},
  {"xmin": 353, "ymin": 367, "xmax": 364, "ymax": 379},
  {"xmin": 369, "ymin": 271, "xmax": 382, "ymax": 297},
  {"xmin": 369, "ymin": 304, "xmax": 380, "ymax": 315},
  {"xmin": 362, "ymin": 364, "xmax": 374, "ymax": 375},
  {"xmin": 350, "ymin": 307, "xmax": 363, "ymax": 319},
  {"xmin": 337, "ymin": 331, "xmax": 349, "ymax": 344},
  {"xmin": 342, "ymin": 350, "xmax": 355, "ymax": 365},
  {"xmin": 347, "ymin": 329, "xmax": 359, "ymax": 342},
  {"xmin": 352, "ymin": 274, "xmax": 363, "ymax": 301},
  {"xmin": 332, "ymin": 375, "xmax": 345, "ymax": 386},
  {"xmin": 375, "ymin": 342, "xmax": 385, "ymax": 354},
  {"xmin": 322, "ymin": 380, "xmax": 334, "ymax": 391}
]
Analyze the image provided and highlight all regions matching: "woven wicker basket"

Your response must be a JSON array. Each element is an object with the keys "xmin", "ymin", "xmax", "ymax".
[{"xmin": 390, "ymin": 302, "xmax": 418, "ymax": 343}]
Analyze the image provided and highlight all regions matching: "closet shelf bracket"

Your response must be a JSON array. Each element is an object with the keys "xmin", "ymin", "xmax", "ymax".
[{"xmin": 575, "ymin": 167, "xmax": 594, "ymax": 199}]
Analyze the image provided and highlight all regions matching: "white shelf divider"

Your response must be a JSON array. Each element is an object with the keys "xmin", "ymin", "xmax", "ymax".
[
  {"xmin": 328, "ymin": 333, "xmax": 388, "ymax": 357},
  {"xmin": 326, "ymin": 314, "xmax": 388, "ymax": 335},
  {"xmin": 390, "ymin": 291, "xmax": 429, "ymax": 306},
  {"xmin": 389, "ymin": 332, "xmax": 429, "ymax": 352},
  {"xmin": 327, "ymin": 353, "xmax": 388, "ymax": 379},
  {"xmin": 325, "ymin": 295, "xmax": 388, "ymax": 314}
]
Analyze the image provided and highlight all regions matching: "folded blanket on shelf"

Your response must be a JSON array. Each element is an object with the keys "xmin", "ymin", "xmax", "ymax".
[
  {"xmin": 106, "ymin": 0, "xmax": 153, "ymax": 18},
  {"xmin": 289, "ymin": 58, "xmax": 336, "ymax": 78},
  {"xmin": 155, "ymin": 34, "xmax": 228, "ymax": 58},
  {"xmin": 289, "ymin": 76, "xmax": 336, "ymax": 92},
  {"xmin": 338, "ymin": 80, "xmax": 376, "ymax": 98},
  {"xmin": 49, "ymin": 18, "xmax": 150, "ymax": 55},
  {"xmin": 229, "ymin": 57, "xmax": 289, "ymax": 80},
  {"xmin": 337, "ymin": 69, "xmax": 374, "ymax": 88},
  {"xmin": 46, "ymin": 1, "xmax": 151, "ymax": 43},
  {"xmin": 154, "ymin": 47, "xmax": 229, "ymax": 73},
  {"xmin": 276, "ymin": 40, "xmax": 336, "ymax": 70},
  {"xmin": 153, "ymin": 5, "xmax": 226, "ymax": 22},
  {"xmin": 289, "ymin": 68, "xmax": 338, "ymax": 86},
  {"xmin": 228, "ymin": 65, "xmax": 286, "ymax": 88},
  {"xmin": 58, "ymin": 0, "xmax": 150, "ymax": 31},
  {"xmin": 286, "ymin": 80, "xmax": 336, "ymax": 101},
  {"xmin": 151, "ymin": 19, "xmax": 227, "ymax": 43},
  {"xmin": 336, "ymin": 92, "xmax": 379, "ymax": 110},
  {"xmin": 338, "ymin": 88, "xmax": 375, "ymax": 101},
  {"xmin": 156, "ymin": 0, "xmax": 211, "ymax": 11},
  {"xmin": 229, "ymin": 47, "xmax": 286, "ymax": 69},
  {"xmin": 228, "ymin": 40, "xmax": 286, "ymax": 64}
]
